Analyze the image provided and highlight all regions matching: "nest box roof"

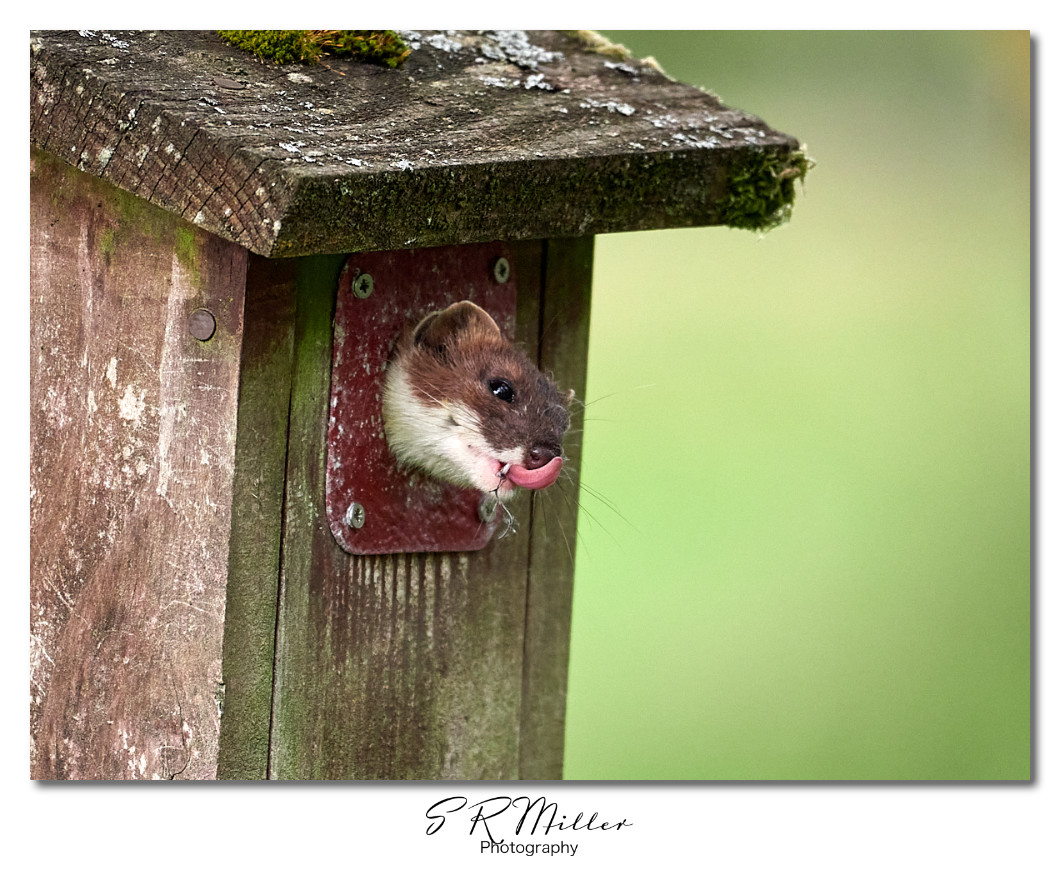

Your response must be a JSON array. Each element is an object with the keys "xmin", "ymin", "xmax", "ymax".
[{"xmin": 30, "ymin": 30, "xmax": 807, "ymax": 258}]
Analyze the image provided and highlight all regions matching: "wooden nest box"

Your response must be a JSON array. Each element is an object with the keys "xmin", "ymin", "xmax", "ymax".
[{"xmin": 29, "ymin": 29, "xmax": 806, "ymax": 780}]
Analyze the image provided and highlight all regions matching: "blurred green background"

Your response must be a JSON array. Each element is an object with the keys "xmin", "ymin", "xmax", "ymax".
[{"xmin": 562, "ymin": 31, "xmax": 1030, "ymax": 780}]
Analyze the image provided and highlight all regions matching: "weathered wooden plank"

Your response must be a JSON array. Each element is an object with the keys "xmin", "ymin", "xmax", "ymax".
[
  {"xmin": 30, "ymin": 147, "xmax": 247, "ymax": 779},
  {"xmin": 268, "ymin": 245, "xmax": 557, "ymax": 779},
  {"xmin": 519, "ymin": 237, "xmax": 594, "ymax": 780},
  {"xmin": 216, "ymin": 255, "xmax": 298, "ymax": 779},
  {"xmin": 30, "ymin": 30, "xmax": 806, "ymax": 258},
  {"xmin": 265, "ymin": 253, "xmax": 346, "ymax": 779}
]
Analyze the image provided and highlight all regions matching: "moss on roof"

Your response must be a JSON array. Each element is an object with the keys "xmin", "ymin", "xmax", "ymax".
[
  {"xmin": 218, "ymin": 30, "xmax": 411, "ymax": 68},
  {"xmin": 720, "ymin": 146, "xmax": 813, "ymax": 232}
]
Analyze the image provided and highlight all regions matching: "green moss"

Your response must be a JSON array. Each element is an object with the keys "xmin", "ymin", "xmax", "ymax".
[
  {"xmin": 99, "ymin": 226, "xmax": 116, "ymax": 258},
  {"xmin": 174, "ymin": 226, "xmax": 200, "ymax": 280},
  {"xmin": 218, "ymin": 30, "xmax": 323, "ymax": 64},
  {"xmin": 312, "ymin": 30, "xmax": 412, "ymax": 68},
  {"xmin": 720, "ymin": 146, "xmax": 813, "ymax": 232},
  {"xmin": 218, "ymin": 30, "xmax": 410, "ymax": 68}
]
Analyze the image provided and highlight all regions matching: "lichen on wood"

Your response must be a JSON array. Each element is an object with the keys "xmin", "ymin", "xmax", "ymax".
[{"xmin": 31, "ymin": 30, "xmax": 809, "ymax": 257}]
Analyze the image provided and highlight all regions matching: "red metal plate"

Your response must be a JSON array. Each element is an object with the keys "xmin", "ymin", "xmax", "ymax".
[{"xmin": 325, "ymin": 243, "xmax": 517, "ymax": 554}]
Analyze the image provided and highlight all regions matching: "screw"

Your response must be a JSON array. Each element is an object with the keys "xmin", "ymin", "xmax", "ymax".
[
  {"xmin": 188, "ymin": 308, "xmax": 216, "ymax": 341},
  {"xmin": 492, "ymin": 257, "xmax": 510, "ymax": 284},
  {"xmin": 345, "ymin": 502, "xmax": 366, "ymax": 529},
  {"xmin": 352, "ymin": 272, "xmax": 374, "ymax": 299},
  {"xmin": 478, "ymin": 494, "xmax": 499, "ymax": 523}
]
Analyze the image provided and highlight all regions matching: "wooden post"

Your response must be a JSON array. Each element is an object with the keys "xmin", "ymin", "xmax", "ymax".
[
  {"xmin": 30, "ymin": 150, "xmax": 247, "ymax": 779},
  {"xmin": 29, "ymin": 30, "xmax": 806, "ymax": 779}
]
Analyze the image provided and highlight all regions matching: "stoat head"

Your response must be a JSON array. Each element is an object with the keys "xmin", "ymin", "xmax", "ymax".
[{"xmin": 382, "ymin": 301, "xmax": 572, "ymax": 501}]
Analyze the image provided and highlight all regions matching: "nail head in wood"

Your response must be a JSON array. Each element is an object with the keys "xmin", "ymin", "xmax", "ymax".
[
  {"xmin": 345, "ymin": 502, "xmax": 366, "ymax": 529},
  {"xmin": 188, "ymin": 308, "xmax": 217, "ymax": 341},
  {"xmin": 492, "ymin": 257, "xmax": 511, "ymax": 284},
  {"xmin": 352, "ymin": 272, "xmax": 374, "ymax": 299}
]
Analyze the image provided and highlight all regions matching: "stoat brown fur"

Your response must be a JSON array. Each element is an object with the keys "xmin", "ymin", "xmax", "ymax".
[{"xmin": 382, "ymin": 301, "xmax": 572, "ymax": 501}]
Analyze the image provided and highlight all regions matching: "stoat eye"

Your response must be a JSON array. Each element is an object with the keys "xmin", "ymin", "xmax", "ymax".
[{"xmin": 488, "ymin": 378, "xmax": 515, "ymax": 403}]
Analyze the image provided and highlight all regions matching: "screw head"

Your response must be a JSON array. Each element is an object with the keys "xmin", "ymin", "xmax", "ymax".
[
  {"xmin": 345, "ymin": 502, "xmax": 366, "ymax": 529},
  {"xmin": 478, "ymin": 494, "xmax": 499, "ymax": 524},
  {"xmin": 492, "ymin": 257, "xmax": 510, "ymax": 284},
  {"xmin": 188, "ymin": 308, "xmax": 216, "ymax": 341},
  {"xmin": 352, "ymin": 272, "xmax": 374, "ymax": 299}
]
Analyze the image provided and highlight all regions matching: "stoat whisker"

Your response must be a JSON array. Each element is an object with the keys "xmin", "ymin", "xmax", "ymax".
[
  {"xmin": 563, "ymin": 489, "xmax": 622, "ymax": 548},
  {"xmin": 529, "ymin": 482, "xmax": 577, "ymax": 564},
  {"xmin": 531, "ymin": 472, "xmax": 632, "ymax": 556},
  {"xmin": 580, "ymin": 383, "xmax": 657, "ymax": 407},
  {"xmin": 574, "ymin": 480, "xmax": 638, "ymax": 532},
  {"xmin": 552, "ymin": 494, "xmax": 576, "ymax": 563}
]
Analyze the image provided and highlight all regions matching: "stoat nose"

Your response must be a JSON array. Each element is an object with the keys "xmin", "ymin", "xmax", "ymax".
[{"xmin": 525, "ymin": 445, "xmax": 561, "ymax": 470}]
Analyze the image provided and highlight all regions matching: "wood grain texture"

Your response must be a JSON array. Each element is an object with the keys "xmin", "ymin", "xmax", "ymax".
[
  {"xmin": 264, "ymin": 243, "xmax": 589, "ymax": 779},
  {"xmin": 519, "ymin": 237, "xmax": 594, "ymax": 780},
  {"xmin": 30, "ymin": 30, "xmax": 803, "ymax": 257},
  {"xmin": 30, "ymin": 147, "xmax": 247, "ymax": 779},
  {"xmin": 216, "ymin": 255, "xmax": 298, "ymax": 779},
  {"xmin": 30, "ymin": 142, "xmax": 591, "ymax": 779}
]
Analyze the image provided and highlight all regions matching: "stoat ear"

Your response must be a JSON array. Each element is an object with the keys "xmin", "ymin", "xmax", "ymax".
[{"xmin": 413, "ymin": 301, "xmax": 502, "ymax": 357}]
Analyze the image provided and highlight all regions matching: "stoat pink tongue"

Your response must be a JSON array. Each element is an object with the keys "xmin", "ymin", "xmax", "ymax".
[{"xmin": 504, "ymin": 456, "xmax": 564, "ymax": 490}]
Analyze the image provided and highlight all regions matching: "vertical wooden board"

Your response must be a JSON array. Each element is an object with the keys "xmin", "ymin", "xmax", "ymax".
[
  {"xmin": 268, "ymin": 244, "xmax": 545, "ymax": 780},
  {"xmin": 217, "ymin": 255, "xmax": 298, "ymax": 779},
  {"xmin": 520, "ymin": 237, "xmax": 594, "ymax": 780},
  {"xmin": 29, "ymin": 148, "xmax": 247, "ymax": 779}
]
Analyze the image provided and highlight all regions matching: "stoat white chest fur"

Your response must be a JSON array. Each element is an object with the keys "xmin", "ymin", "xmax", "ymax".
[{"xmin": 382, "ymin": 301, "xmax": 572, "ymax": 501}]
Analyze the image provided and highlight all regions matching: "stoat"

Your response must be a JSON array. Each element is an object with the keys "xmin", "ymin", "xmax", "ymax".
[{"xmin": 382, "ymin": 301, "xmax": 572, "ymax": 501}]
